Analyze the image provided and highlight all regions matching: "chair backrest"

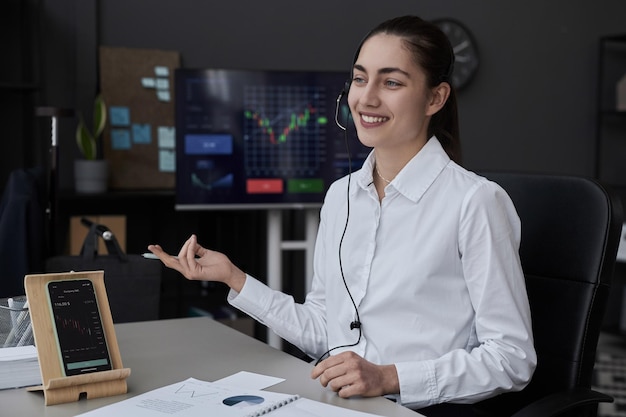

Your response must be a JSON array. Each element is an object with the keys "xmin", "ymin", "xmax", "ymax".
[{"xmin": 477, "ymin": 172, "xmax": 623, "ymax": 416}]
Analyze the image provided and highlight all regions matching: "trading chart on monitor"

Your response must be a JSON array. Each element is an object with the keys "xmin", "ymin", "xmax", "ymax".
[
  {"xmin": 243, "ymin": 85, "xmax": 328, "ymax": 176},
  {"xmin": 175, "ymin": 68, "xmax": 369, "ymax": 209}
]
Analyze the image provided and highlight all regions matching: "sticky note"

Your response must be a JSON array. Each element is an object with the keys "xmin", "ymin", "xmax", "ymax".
[
  {"xmin": 157, "ymin": 90, "xmax": 171, "ymax": 102},
  {"xmin": 156, "ymin": 78, "xmax": 169, "ymax": 90},
  {"xmin": 154, "ymin": 66, "xmax": 169, "ymax": 77},
  {"xmin": 109, "ymin": 106, "xmax": 130, "ymax": 126},
  {"xmin": 158, "ymin": 126, "xmax": 176, "ymax": 149},
  {"xmin": 142, "ymin": 77, "xmax": 156, "ymax": 88},
  {"xmin": 111, "ymin": 129, "xmax": 132, "ymax": 149},
  {"xmin": 159, "ymin": 149, "xmax": 176, "ymax": 172},
  {"xmin": 132, "ymin": 123, "xmax": 152, "ymax": 144}
]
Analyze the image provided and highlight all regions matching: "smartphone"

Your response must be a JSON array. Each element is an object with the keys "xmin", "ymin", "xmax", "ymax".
[{"xmin": 47, "ymin": 279, "xmax": 112, "ymax": 376}]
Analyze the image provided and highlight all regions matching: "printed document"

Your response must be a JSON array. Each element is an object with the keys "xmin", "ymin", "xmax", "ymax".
[{"xmin": 76, "ymin": 377, "xmax": 384, "ymax": 417}]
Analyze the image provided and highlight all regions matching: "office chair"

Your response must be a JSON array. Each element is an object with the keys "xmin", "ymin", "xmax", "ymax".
[{"xmin": 473, "ymin": 172, "xmax": 623, "ymax": 417}]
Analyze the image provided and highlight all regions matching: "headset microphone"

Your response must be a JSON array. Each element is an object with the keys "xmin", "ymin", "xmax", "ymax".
[
  {"xmin": 334, "ymin": 79, "xmax": 351, "ymax": 131},
  {"xmin": 334, "ymin": 91, "xmax": 346, "ymax": 131}
]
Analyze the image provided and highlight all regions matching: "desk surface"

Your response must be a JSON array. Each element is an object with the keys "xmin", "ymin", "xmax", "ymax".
[{"xmin": 0, "ymin": 317, "xmax": 420, "ymax": 416}]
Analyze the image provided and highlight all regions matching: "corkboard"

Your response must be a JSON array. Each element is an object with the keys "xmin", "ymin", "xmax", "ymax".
[{"xmin": 99, "ymin": 46, "xmax": 180, "ymax": 189}]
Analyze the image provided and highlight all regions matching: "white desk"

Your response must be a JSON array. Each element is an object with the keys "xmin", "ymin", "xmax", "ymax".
[{"xmin": 0, "ymin": 317, "xmax": 420, "ymax": 416}]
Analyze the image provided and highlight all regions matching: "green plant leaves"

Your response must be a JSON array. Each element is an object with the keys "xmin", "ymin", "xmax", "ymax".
[
  {"xmin": 93, "ymin": 94, "xmax": 107, "ymax": 139},
  {"xmin": 76, "ymin": 116, "xmax": 97, "ymax": 160},
  {"xmin": 76, "ymin": 94, "xmax": 107, "ymax": 160}
]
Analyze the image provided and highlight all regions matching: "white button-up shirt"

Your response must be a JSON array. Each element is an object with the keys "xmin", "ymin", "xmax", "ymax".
[{"xmin": 229, "ymin": 137, "xmax": 536, "ymax": 409}]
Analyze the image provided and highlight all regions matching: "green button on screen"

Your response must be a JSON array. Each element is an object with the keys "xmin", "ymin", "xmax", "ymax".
[{"xmin": 287, "ymin": 179, "xmax": 324, "ymax": 193}]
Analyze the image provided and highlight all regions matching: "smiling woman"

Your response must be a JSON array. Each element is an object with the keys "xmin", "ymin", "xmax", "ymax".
[
  {"xmin": 346, "ymin": 32, "xmax": 452, "ymax": 196},
  {"xmin": 147, "ymin": 15, "xmax": 536, "ymax": 417}
]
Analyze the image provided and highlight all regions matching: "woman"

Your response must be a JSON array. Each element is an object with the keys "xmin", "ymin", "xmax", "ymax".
[{"xmin": 148, "ymin": 15, "xmax": 536, "ymax": 416}]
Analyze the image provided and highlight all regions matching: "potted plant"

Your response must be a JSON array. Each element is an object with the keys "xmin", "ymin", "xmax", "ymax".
[{"xmin": 74, "ymin": 94, "xmax": 109, "ymax": 193}]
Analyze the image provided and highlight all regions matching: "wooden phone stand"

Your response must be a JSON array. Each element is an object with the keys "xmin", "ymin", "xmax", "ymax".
[{"xmin": 24, "ymin": 271, "xmax": 130, "ymax": 406}]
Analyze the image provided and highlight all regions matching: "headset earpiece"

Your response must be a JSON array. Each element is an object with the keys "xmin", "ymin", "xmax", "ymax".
[{"xmin": 343, "ymin": 79, "xmax": 351, "ymax": 95}]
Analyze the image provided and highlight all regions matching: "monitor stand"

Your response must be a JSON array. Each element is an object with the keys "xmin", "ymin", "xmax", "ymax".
[{"xmin": 266, "ymin": 208, "xmax": 319, "ymax": 349}]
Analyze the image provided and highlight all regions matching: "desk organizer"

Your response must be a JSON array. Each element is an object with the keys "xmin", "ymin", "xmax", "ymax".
[
  {"xmin": 0, "ymin": 295, "xmax": 32, "ymax": 347},
  {"xmin": 23, "ymin": 271, "xmax": 130, "ymax": 405}
]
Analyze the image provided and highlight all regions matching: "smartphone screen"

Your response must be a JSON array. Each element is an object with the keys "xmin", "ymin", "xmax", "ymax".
[{"xmin": 47, "ymin": 279, "xmax": 112, "ymax": 376}]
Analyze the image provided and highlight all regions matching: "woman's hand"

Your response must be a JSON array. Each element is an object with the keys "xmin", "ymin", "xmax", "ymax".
[
  {"xmin": 311, "ymin": 351, "xmax": 399, "ymax": 398},
  {"xmin": 148, "ymin": 234, "xmax": 246, "ymax": 292}
]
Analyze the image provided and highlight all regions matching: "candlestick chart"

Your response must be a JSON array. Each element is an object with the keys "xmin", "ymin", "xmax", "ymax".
[{"xmin": 243, "ymin": 85, "xmax": 329, "ymax": 177}]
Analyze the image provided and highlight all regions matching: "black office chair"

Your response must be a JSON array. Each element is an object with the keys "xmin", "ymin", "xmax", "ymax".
[{"xmin": 472, "ymin": 172, "xmax": 623, "ymax": 417}]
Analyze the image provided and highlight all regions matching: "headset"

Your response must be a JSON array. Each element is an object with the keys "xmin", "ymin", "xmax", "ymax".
[
  {"xmin": 315, "ymin": 27, "xmax": 376, "ymax": 365},
  {"xmin": 333, "ymin": 80, "xmax": 351, "ymax": 132}
]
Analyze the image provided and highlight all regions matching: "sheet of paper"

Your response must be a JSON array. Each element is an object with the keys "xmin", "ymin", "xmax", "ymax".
[
  {"xmin": 76, "ymin": 377, "xmax": 299, "ymax": 417},
  {"xmin": 0, "ymin": 345, "xmax": 37, "ymax": 360},
  {"xmin": 214, "ymin": 371, "xmax": 285, "ymax": 390}
]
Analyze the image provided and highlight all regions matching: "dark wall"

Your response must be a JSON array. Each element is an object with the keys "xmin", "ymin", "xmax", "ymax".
[
  {"xmin": 2, "ymin": 0, "xmax": 625, "ymax": 326},
  {"xmin": 0, "ymin": 0, "xmax": 44, "ymax": 193},
  {"xmin": 26, "ymin": 0, "xmax": 626, "ymax": 192}
]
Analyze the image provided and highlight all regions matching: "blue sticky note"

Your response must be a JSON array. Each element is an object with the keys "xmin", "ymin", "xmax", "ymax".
[
  {"xmin": 157, "ymin": 90, "xmax": 171, "ymax": 102},
  {"xmin": 154, "ymin": 66, "xmax": 169, "ymax": 77},
  {"xmin": 132, "ymin": 123, "xmax": 151, "ymax": 144},
  {"xmin": 141, "ymin": 77, "xmax": 156, "ymax": 88},
  {"xmin": 156, "ymin": 78, "xmax": 169, "ymax": 90},
  {"xmin": 159, "ymin": 149, "xmax": 176, "ymax": 172},
  {"xmin": 157, "ymin": 126, "xmax": 175, "ymax": 149},
  {"xmin": 111, "ymin": 129, "xmax": 131, "ymax": 149},
  {"xmin": 109, "ymin": 106, "xmax": 130, "ymax": 126}
]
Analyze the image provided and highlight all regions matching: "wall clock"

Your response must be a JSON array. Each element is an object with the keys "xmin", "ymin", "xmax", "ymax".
[{"xmin": 433, "ymin": 18, "xmax": 479, "ymax": 90}]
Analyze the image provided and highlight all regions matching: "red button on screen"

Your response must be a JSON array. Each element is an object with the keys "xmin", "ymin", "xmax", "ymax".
[{"xmin": 247, "ymin": 179, "xmax": 283, "ymax": 194}]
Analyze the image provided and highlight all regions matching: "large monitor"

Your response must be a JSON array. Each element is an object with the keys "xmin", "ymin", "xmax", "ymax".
[{"xmin": 174, "ymin": 68, "xmax": 370, "ymax": 210}]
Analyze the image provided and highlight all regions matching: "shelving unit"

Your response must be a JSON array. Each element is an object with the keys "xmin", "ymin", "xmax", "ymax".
[
  {"xmin": 596, "ymin": 34, "xmax": 626, "ymax": 335},
  {"xmin": 595, "ymin": 34, "xmax": 626, "ymax": 189}
]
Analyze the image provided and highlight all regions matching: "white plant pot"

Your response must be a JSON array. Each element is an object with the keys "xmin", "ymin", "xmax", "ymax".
[{"xmin": 74, "ymin": 159, "xmax": 109, "ymax": 194}]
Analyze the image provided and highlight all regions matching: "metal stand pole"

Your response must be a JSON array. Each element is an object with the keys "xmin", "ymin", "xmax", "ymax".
[
  {"xmin": 35, "ymin": 107, "xmax": 73, "ymax": 257},
  {"xmin": 266, "ymin": 208, "xmax": 319, "ymax": 349}
]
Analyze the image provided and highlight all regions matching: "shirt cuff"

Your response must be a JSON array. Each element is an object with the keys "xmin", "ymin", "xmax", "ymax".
[
  {"xmin": 227, "ymin": 274, "xmax": 272, "ymax": 323},
  {"xmin": 395, "ymin": 359, "xmax": 438, "ymax": 408}
]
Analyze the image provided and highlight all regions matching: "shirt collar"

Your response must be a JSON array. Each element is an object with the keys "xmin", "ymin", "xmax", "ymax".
[{"xmin": 354, "ymin": 137, "xmax": 451, "ymax": 203}]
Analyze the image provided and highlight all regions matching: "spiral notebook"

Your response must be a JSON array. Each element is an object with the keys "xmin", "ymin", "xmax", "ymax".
[{"xmin": 76, "ymin": 377, "xmax": 383, "ymax": 417}]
